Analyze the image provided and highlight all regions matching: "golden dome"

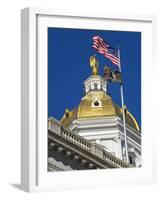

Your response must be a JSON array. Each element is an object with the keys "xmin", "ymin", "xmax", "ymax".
[{"xmin": 60, "ymin": 91, "xmax": 140, "ymax": 132}]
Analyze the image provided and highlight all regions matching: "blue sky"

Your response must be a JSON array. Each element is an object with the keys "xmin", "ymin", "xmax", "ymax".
[{"xmin": 48, "ymin": 27, "xmax": 141, "ymax": 127}]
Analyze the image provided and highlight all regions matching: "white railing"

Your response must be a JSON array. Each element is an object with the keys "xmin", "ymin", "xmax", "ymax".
[{"xmin": 48, "ymin": 117, "xmax": 130, "ymax": 168}]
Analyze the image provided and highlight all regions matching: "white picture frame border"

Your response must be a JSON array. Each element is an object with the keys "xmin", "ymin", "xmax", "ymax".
[{"xmin": 21, "ymin": 7, "xmax": 157, "ymax": 192}]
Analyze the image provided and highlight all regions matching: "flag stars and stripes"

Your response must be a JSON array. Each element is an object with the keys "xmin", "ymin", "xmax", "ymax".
[{"xmin": 92, "ymin": 35, "xmax": 119, "ymax": 67}]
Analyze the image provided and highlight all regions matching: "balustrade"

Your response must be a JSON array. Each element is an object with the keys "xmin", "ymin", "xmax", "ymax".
[{"xmin": 48, "ymin": 117, "xmax": 130, "ymax": 168}]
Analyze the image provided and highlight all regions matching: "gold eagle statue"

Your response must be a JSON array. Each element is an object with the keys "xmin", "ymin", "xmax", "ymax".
[{"xmin": 89, "ymin": 55, "xmax": 99, "ymax": 75}]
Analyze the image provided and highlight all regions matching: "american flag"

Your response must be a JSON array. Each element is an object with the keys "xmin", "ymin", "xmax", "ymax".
[{"xmin": 92, "ymin": 35, "xmax": 119, "ymax": 67}]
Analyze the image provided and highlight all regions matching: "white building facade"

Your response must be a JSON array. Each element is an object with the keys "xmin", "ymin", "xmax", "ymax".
[{"xmin": 61, "ymin": 74, "xmax": 141, "ymax": 167}]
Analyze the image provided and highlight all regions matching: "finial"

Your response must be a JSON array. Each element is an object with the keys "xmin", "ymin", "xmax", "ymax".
[
  {"xmin": 89, "ymin": 55, "xmax": 99, "ymax": 75},
  {"xmin": 65, "ymin": 108, "xmax": 70, "ymax": 118}
]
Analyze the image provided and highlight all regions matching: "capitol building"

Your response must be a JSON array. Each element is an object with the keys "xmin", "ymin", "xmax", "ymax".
[{"xmin": 48, "ymin": 56, "xmax": 141, "ymax": 171}]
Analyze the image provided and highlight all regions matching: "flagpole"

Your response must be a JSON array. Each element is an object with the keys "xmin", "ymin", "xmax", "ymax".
[{"xmin": 118, "ymin": 46, "xmax": 129, "ymax": 164}]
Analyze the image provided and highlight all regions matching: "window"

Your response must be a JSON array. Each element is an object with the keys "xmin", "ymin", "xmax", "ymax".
[
  {"xmin": 91, "ymin": 99, "xmax": 102, "ymax": 108},
  {"xmin": 94, "ymin": 101, "xmax": 99, "ymax": 106},
  {"xmin": 129, "ymin": 155, "xmax": 135, "ymax": 166},
  {"xmin": 94, "ymin": 82, "xmax": 97, "ymax": 90}
]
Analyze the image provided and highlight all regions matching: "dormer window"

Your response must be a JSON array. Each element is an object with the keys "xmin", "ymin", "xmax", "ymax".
[
  {"xmin": 94, "ymin": 101, "xmax": 99, "ymax": 106},
  {"xmin": 91, "ymin": 99, "xmax": 102, "ymax": 108}
]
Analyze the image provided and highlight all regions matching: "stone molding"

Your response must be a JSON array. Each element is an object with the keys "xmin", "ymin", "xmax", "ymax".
[{"xmin": 48, "ymin": 117, "xmax": 131, "ymax": 169}]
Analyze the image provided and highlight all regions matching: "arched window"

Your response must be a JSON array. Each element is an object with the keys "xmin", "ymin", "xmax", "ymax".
[{"xmin": 94, "ymin": 82, "xmax": 97, "ymax": 90}]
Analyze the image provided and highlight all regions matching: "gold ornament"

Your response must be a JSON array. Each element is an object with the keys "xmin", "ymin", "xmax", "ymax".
[{"xmin": 89, "ymin": 55, "xmax": 99, "ymax": 75}]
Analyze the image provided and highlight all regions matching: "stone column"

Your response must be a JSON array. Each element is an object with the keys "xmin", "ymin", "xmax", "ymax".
[{"xmin": 114, "ymin": 135, "xmax": 123, "ymax": 160}]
